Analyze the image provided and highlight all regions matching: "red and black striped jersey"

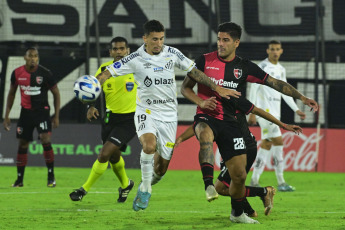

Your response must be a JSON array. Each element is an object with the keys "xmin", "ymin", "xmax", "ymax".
[
  {"xmin": 11, "ymin": 65, "xmax": 57, "ymax": 110},
  {"xmin": 195, "ymin": 51, "xmax": 268, "ymax": 121}
]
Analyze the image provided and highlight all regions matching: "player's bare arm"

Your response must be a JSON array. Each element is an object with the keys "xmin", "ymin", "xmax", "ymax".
[
  {"xmin": 251, "ymin": 106, "xmax": 303, "ymax": 134},
  {"xmin": 188, "ymin": 68, "xmax": 241, "ymax": 99},
  {"xmin": 96, "ymin": 69, "xmax": 112, "ymax": 85},
  {"xmin": 86, "ymin": 106, "xmax": 99, "ymax": 121},
  {"xmin": 175, "ymin": 125, "xmax": 194, "ymax": 147},
  {"xmin": 181, "ymin": 76, "xmax": 217, "ymax": 110},
  {"xmin": 3, "ymin": 85, "xmax": 17, "ymax": 131},
  {"xmin": 51, "ymin": 86, "xmax": 61, "ymax": 128},
  {"xmin": 265, "ymin": 75, "xmax": 318, "ymax": 112}
]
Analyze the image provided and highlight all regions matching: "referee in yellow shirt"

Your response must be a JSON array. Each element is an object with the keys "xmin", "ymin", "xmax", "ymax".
[{"xmin": 70, "ymin": 37, "xmax": 137, "ymax": 202}]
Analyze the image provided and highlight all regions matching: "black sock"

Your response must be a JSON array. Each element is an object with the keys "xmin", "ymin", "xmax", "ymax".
[
  {"xmin": 200, "ymin": 163, "xmax": 214, "ymax": 190},
  {"xmin": 16, "ymin": 166, "xmax": 25, "ymax": 182},
  {"xmin": 46, "ymin": 162, "xmax": 54, "ymax": 180},
  {"xmin": 243, "ymin": 198, "xmax": 255, "ymax": 215},
  {"xmin": 245, "ymin": 186, "xmax": 267, "ymax": 197},
  {"xmin": 231, "ymin": 197, "xmax": 245, "ymax": 216}
]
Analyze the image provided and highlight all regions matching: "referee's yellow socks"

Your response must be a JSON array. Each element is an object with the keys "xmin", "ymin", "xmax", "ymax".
[
  {"xmin": 82, "ymin": 160, "xmax": 108, "ymax": 192},
  {"xmin": 110, "ymin": 156, "xmax": 129, "ymax": 189}
]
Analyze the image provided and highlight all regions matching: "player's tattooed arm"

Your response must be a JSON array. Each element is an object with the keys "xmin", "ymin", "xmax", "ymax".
[
  {"xmin": 96, "ymin": 69, "xmax": 111, "ymax": 85},
  {"xmin": 265, "ymin": 75, "xmax": 318, "ymax": 112},
  {"xmin": 265, "ymin": 75, "xmax": 303, "ymax": 99},
  {"xmin": 188, "ymin": 67, "xmax": 241, "ymax": 99}
]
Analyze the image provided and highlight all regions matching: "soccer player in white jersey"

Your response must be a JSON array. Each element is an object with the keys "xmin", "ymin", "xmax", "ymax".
[
  {"xmin": 248, "ymin": 40, "xmax": 306, "ymax": 192},
  {"xmin": 95, "ymin": 20, "xmax": 241, "ymax": 211}
]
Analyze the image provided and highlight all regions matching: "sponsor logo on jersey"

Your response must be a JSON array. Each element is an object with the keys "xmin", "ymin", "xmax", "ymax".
[
  {"xmin": 210, "ymin": 77, "xmax": 238, "ymax": 89},
  {"xmin": 165, "ymin": 60, "xmax": 173, "ymax": 70},
  {"xmin": 206, "ymin": 66, "xmax": 219, "ymax": 70},
  {"xmin": 121, "ymin": 52, "xmax": 139, "ymax": 64},
  {"xmin": 144, "ymin": 76, "xmax": 153, "ymax": 87},
  {"xmin": 154, "ymin": 67, "xmax": 163, "ymax": 72},
  {"xmin": 146, "ymin": 99, "xmax": 152, "ymax": 105},
  {"xmin": 126, "ymin": 82, "xmax": 135, "ymax": 92},
  {"xmin": 155, "ymin": 78, "xmax": 174, "ymax": 85},
  {"xmin": 144, "ymin": 76, "xmax": 174, "ymax": 87},
  {"xmin": 36, "ymin": 76, "xmax": 43, "ymax": 84},
  {"xmin": 146, "ymin": 98, "xmax": 175, "ymax": 105},
  {"xmin": 18, "ymin": 78, "xmax": 27, "ymax": 81},
  {"xmin": 167, "ymin": 47, "xmax": 185, "ymax": 61},
  {"xmin": 143, "ymin": 63, "xmax": 151, "ymax": 69},
  {"xmin": 20, "ymin": 85, "xmax": 41, "ymax": 95},
  {"xmin": 233, "ymin": 69, "xmax": 242, "ymax": 79},
  {"xmin": 113, "ymin": 61, "xmax": 121, "ymax": 69}
]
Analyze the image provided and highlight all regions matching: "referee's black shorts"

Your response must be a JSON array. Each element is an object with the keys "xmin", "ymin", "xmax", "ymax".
[{"xmin": 101, "ymin": 112, "xmax": 136, "ymax": 152}]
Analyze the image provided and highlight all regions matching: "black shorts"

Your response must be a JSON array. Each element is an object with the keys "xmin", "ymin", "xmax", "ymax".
[
  {"xmin": 193, "ymin": 114, "xmax": 246, "ymax": 162},
  {"xmin": 217, "ymin": 147, "xmax": 257, "ymax": 187},
  {"xmin": 17, "ymin": 108, "xmax": 52, "ymax": 141},
  {"xmin": 101, "ymin": 112, "xmax": 136, "ymax": 152}
]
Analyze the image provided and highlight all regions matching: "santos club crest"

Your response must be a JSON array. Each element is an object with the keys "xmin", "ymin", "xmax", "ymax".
[{"xmin": 233, "ymin": 69, "xmax": 242, "ymax": 79}]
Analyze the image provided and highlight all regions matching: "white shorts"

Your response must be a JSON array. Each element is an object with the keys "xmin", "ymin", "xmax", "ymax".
[
  {"xmin": 135, "ymin": 108, "xmax": 177, "ymax": 160},
  {"xmin": 257, "ymin": 117, "xmax": 282, "ymax": 140}
]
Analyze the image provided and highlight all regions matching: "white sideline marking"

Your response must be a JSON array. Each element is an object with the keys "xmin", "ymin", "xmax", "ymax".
[{"xmin": 16, "ymin": 209, "xmax": 345, "ymax": 214}]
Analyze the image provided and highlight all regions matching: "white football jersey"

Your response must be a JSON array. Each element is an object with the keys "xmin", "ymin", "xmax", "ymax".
[
  {"xmin": 106, "ymin": 44, "xmax": 195, "ymax": 121},
  {"xmin": 249, "ymin": 58, "xmax": 299, "ymax": 119}
]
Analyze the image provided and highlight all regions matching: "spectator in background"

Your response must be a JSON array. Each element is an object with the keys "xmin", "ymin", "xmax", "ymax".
[
  {"xmin": 248, "ymin": 40, "xmax": 306, "ymax": 192},
  {"xmin": 3, "ymin": 47, "xmax": 60, "ymax": 187},
  {"xmin": 69, "ymin": 37, "xmax": 136, "ymax": 202}
]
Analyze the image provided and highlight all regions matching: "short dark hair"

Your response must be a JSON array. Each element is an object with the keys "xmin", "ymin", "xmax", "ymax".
[
  {"xmin": 110, "ymin": 36, "xmax": 128, "ymax": 47},
  {"xmin": 143, "ymin": 20, "xmax": 165, "ymax": 35},
  {"xmin": 25, "ymin": 47, "xmax": 38, "ymax": 54},
  {"xmin": 268, "ymin": 40, "xmax": 282, "ymax": 47},
  {"xmin": 217, "ymin": 22, "xmax": 242, "ymax": 40}
]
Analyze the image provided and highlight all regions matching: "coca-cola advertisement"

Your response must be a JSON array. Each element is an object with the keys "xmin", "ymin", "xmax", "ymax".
[{"xmin": 170, "ymin": 126, "xmax": 345, "ymax": 173}]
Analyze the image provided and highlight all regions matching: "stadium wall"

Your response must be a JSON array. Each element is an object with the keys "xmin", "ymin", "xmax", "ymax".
[{"xmin": 0, "ymin": 124, "xmax": 344, "ymax": 173}]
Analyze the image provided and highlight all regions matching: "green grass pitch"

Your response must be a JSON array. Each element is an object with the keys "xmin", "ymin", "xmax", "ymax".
[{"xmin": 1, "ymin": 166, "xmax": 344, "ymax": 229}]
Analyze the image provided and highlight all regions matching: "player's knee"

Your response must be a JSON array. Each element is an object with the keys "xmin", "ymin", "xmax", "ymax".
[
  {"xmin": 198, "ymin": 131, "xmax": 213, "ymax": 143},
  {"xmin": 215, "ymin": 181, "xmax": 229, "ymax": 196},
  {"xmin": 230, "ymin": 171, "xmax": 246, "ymax": 185},
  {"xmin": 142, "ymin": 144, "xmax": 156, "ymax": 154}
]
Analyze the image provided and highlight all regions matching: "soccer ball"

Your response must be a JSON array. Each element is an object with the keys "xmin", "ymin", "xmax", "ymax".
[{"xmin": 73, "ymin": 75, "xmax": 101, "ymax": 104}]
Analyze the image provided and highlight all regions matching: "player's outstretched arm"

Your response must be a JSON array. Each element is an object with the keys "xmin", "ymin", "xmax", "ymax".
[
  {"xmin": 265, "ymin": 75, "xmax": 318, "ymax": 112},
  {"xmin": 96, "ymin": 69, "xmax": 112, "ymax": 85},
  {"xmin": 175, "ymin": 125, "xmax": 195, "ymax": 148},
  {"xmin": 188, "ymin": 68, "xmax": 241, "ymax": 99},
  {"xmin": 251, "ymin": 106, "xmax": 303, "ymax": 134}
]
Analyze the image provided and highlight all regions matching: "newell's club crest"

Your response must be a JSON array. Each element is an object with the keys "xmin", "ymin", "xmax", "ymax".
[
  {"xmin": 233, "ymin": 69, "xmax": 242, "ymax": 79},
  {"xmin": 36, "ymin": 76, "xmax": 43, "ymax": 84}
]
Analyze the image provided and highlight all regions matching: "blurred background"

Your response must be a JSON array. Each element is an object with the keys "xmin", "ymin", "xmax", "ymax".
[{"xmin": 0, "ymin": 0, "xmax": 344, "ymax": 171}]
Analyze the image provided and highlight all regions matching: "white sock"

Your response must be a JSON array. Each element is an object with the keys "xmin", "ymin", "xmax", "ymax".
[
  {"xmin": 151, "ymin": 171, "xmax": 164, "ymax": 185},
  {"xmin": 140, "ymin": 150, "xmax": 154, "ymax": 193},
  {"xmin": 251, "ymin": 148, "xmax": 270, "ymax": 184},
  {"xmin": 272, "ymin": 145, "xmax": 285, "ymax": 185}
]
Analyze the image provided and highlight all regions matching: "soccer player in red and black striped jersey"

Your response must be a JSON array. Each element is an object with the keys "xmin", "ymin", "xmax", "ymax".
[
  {"xmin": 3, "ymin": 47, "xmax": 60, "ymax": 188},
  {"xmin": 182, "ymin": 22, "xmax": 318, "ymax": 224}
]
